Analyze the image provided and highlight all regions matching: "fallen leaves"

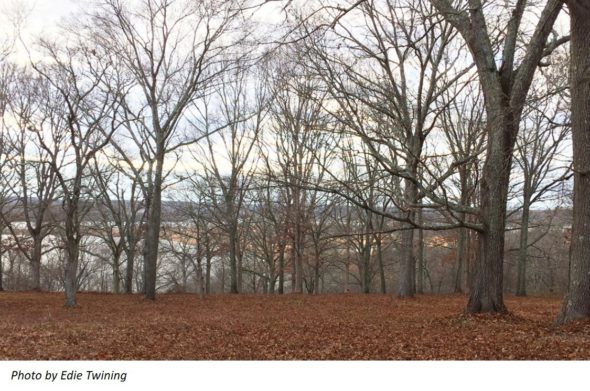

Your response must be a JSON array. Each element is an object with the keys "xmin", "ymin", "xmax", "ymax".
[{"xmin": 0, "ymin": 292, "xmax": 588, "ymax": 360}]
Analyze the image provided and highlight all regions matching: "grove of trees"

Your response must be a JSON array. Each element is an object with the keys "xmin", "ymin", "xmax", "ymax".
[{"xmin": 0, "ymin": 0, "xmax": 587, "ymax": 324}]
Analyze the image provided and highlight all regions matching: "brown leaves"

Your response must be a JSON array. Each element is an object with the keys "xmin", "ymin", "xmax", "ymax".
[{"xmin": 0, "ymin": 292, "xmax": 588, "ymax": 360}]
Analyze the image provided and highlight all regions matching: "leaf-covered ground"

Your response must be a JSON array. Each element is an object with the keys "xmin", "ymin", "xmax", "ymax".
[{"xmin": 0, "ymin": 292, "xmax": 588, "ymax": 359}]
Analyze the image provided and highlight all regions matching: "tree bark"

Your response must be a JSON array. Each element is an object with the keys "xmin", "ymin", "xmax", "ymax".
[
  {"xmin": 557, "ymin": 0, "xmax": 590, "ymax": 323},
  {"xmin": 376, "ymin": 236, "xmax": 386, "ymax": 294},
  {"xmin": 143, "ymin": 155, "xmax": 164, "ymax": 300},
  {"xmin": 416, "ymin": 208, "xmax": 425, "ymax": 295},
  {"xmin": 467, "ymin": 105, "xmax": 514, "ymax": 313},
  {"xmin": 398, "ymin": 179, "xmax": 417, "ymax": 297},
  {"xmin": 432, "ymin": 0, "xmax": 563, "ymax": 314},
  {"xmin": 516, "ymin": 186, "xmax": 531, "ymax": 296},
  {"xmin": 30, "ymin": 238, "xmax": 43, "ymax": 291},
  {"xmin": 125, "ymin": 246, "xmax": 135, "ymax": 294}
]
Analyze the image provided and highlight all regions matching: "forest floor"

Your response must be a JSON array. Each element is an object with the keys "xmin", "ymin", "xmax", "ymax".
[{"xmin": 0, "ymin": 292, "xmax": 589, "ymax": 360}]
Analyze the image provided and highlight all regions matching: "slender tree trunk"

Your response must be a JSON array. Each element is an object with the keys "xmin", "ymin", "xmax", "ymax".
[
  {"xmin": 313, "ymin": 247, "xmax": 321, "ymax": 294},
  {"xmin": 361, "ymin": 237, "xmax": 371, "ymax": 294},
  {"xmin": 0, "ymin": 247, "xmax": 4, "ymax": 292},
  {"xmin": 30, "ymin": 237, "xmax": 43, "ymax": 291},
  {"xmin": 454, "ymin": 172, "xmax": 469, "ymax": 293},
  {"xmin": 398, "ymin": 179, "xmax": 417, "ymax": 297},
  {"xmin": 376, "ymin": 236, "xmax": 386, "ymax": 294},
  {"xmin": 229, "ymin": 221, "xmax": 239, "ymax": 294},
  {"xmin": 416, "ymin": 208, "xmax": 424, "ymax": 295},
  {"xmin": 277, "ymin": 243, "xmax": 285, "ymax": 294},
  {"xmin": 144, "ymin": 156, "xmax": 164, "ymax": 300},
  {"xmin": 516, "ymin": 187, "xmax": 531, "ymax": 296},
  {"xmin": 125, "ymin": 246, "xmax": 135, "ymax": 294},
  {"xmin": 558, "ymin": 0, "xmax": 590, "ymax": 323},
  {"xmin": 205, "ymin": 235, "xmax": 211, "ymax": 295},
  {"xmin": 454, "ymin": 225, "xmax": 467, "ymax": 293}
]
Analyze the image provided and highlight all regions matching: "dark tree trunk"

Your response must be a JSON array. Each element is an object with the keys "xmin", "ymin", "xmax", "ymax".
[
  {"xmin": 376, "ymin": 236, "xmax": 386, "ymax": 294},
  {"xmin": 144, "ymin": 156, "xmax": 164, "ymax": 300},
  {"xmin": 63, "ymin": 238, "xmax": 79, "ymax": 307},
  {"xmin": 467, "ymin": 105, "xmax": 514, "ymax": 314},
  {"xmin": 277, "ymin": 243, "xmax": 285, "ymax": 294},
  {"xmin": 125, "ymin": 246, "xmax": 135, "ymax": 294},
  {"xmin": 229, "ymin": 221, "xmax": 239, "ymax": 294},
  {"xmin": 0, "ymin": 248, "xmax": 4, "ymax": 292},
  {"xmin": 416, "ymin": 208, "xmax": 424, "ymax": 295},
  {"xmin": 30, "ymin": 237, "xmax": 43, "ymax": 291},
  {"xmin": 398, "ymin": 177, "xmax": 418, "ymax": 297},
  {"xmin": 558, "ymin": 0, "xmax": 590, "ymax": 323},
  {"xmin": 454, "ymin": 225, "xmax": 467, "ymax": 293},
  {"xmin": 516, "ymin": 186, "xmax": 531, "ymax": 296},
  {"xmin": 205, "ymin": 235, "xmax": 212, "ymax": 295},
  {"xmin": 361, "ymin": 238, "xmax": 371, "ymax": 294},
  {"xmin": 112, "ymin": 253, "xmax": 122, "ymax": 294}
]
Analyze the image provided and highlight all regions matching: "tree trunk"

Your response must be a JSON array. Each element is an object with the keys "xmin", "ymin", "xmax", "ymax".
[
  {"xmin": 30, "ymin": 237, "xmax": 43, "ymax": 291},
  {"xmin": 416, "ymin": 208, "xmax": 424, "ymax": 295},
  {"xmin": 0, "ymin": 248, "xmax": 4, "ymax": 292},
  {"xmin": 454, "ymin": 225, "xmax": 467, "ymax": 293},
  {"xmin": 205, "ymin": 235, "xmax": 212, "ymax": 295},
  {"xmin": 361, "ymin": 237, "xmax": 371, "ymax": 294},
  {"xmin": 63, "ymin": 240, "xmax": 79, "ymax": 307},
  {"xmin": 376, "ymin": 236, "xmax": 386, "ymax": 294},
  {"xmin": 467, "ymin": 107, "xmax": 514, "ymax": 313},
  {"xmin": 277, "ymin": 243, "xmax": 285, "ymax": 294},
  {"xmin": 144, "ymin": 156, "xmax": 164, "ymax": 300},
  {"xmin": 112, "ymin": 254, "xmax": 121, "ymax": 294},
  {"xmin": 557, "ymin": 0, "xmax": 590, "ymax": 323},
  {"xmin": 125, "ymin": 246, "xmax": 135, "ymax": 294},
  {"xmin": 516, "ymin": 187, "xmax": 531, "ymax": 296},
  {"xmin": 229, "ymin": 221, "xmax": 239, "ymax": 294},
  {"xmin": 398, "ymin": 179, "xmax": 417, "ymax": 297}
]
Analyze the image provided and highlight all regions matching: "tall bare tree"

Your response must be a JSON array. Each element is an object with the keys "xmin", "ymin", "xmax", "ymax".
[
  {"xmin": 89, "ymin": 0, "xmax": 251, "ymax": 299},
  {"xmin": 31, "ymin": 37, "xmax": 123, "ymax": 306},
  {"xmin": 431, "ymin": 0, "xmax": 566, "ymax": 312}
]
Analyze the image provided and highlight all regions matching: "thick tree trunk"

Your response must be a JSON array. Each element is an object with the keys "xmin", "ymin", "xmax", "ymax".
[
  {"xmin": 63, "ymin": 239, "xmax": 79, "ymax": 307},
  {"xmin": 467, "ymin": 108, "xmax": 515, "ymax": 313},
  {"xmin": 557, "ymin": 1, "xmax": 590, "ymax": 323},
  {"xmin": 144, "ymin": 156, "xmax": 164, "ymax": 300},
  {"xmin": 30, "ymin": 237, "xmax": 43, "ymax": 291},
  {"xmin": 516, "ymin": 187, "xmax": 531, "ymax": 296},
  {"xmin": 112, "ymin": 254, "xmax": 121, "ymax": 294}
]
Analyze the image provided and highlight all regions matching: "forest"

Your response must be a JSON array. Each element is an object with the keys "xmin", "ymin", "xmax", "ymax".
[{"xmin": 0, "ymin": 0, "xmax": 589, "ymax": 359}]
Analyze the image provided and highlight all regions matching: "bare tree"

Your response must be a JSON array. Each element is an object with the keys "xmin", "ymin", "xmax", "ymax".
[
  {"xmin": 430, "ymin": 0, "xmax": 566, "ymax": 312},
  {"xmin": 2, "ymin": 71, "xmax": 59, "ymax": 291},
  {"xmin": 31, "ymin": 37, "xmax": 123, "ymax": 307},
  {"xmin": 89, "ymin": 0, "xmax": 252, "ymax": 299},
  {"xmin": 306, "ymin": 0, "xmax": 473, "ymax": 297},
  {"xmin": 512, "ymin": 84, "xmax": 571, "ymax": 296},
  {"xmin": 185, "ymin": 58, "xmax": 268, "ymax": 294}
]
